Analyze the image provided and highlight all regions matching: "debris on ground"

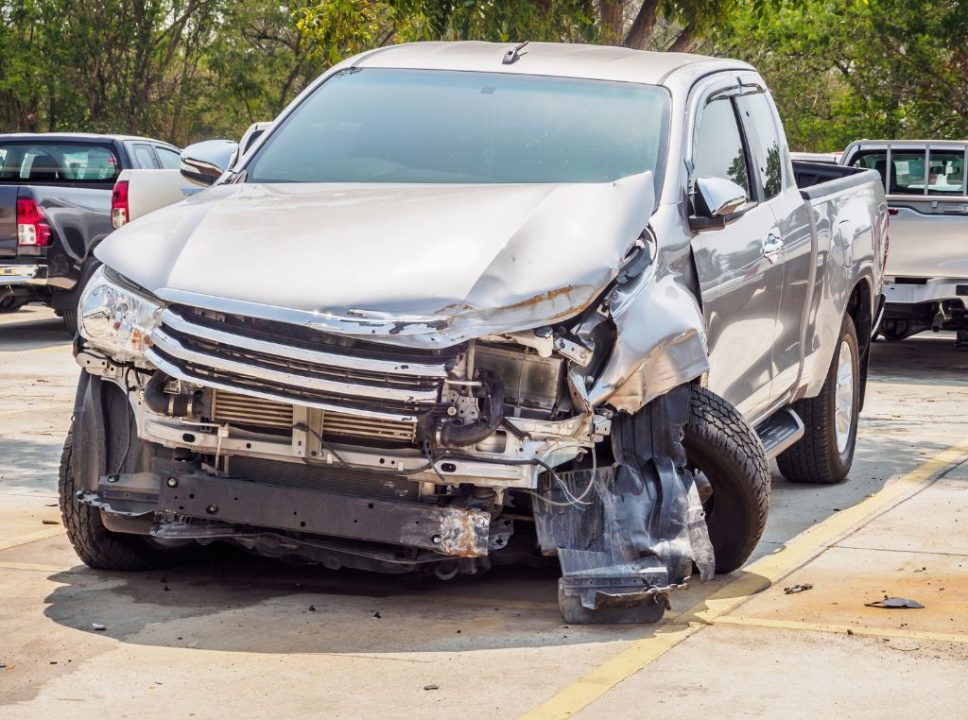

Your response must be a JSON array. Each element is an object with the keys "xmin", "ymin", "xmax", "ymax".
[
  {"xmin": 41, "ymin": 519, "xmax": 58, "ymax": 525},
  {"xmin": 163, "ymin": 585, "xmax": 170, "ymax": 592},
  {"xmin": 865, "ymin": 597, "xmax": 924, "ymax": 609},
  {"xmin": 846, "ymin": 629, "xmax": 854, "ymax": 636},
  {"xmin": 423, "ymin": 685, "xmax": 439, "ymax": 691},
  {"xmin": 372, "ymin": 611, "xmax": 382, "ymax": 619},
  {"xmin": 784, "ymin": 583, "xmax": 814, "ymax": 594},
  {"xmin": 91, "ymin": 623, "xmax": 106, "ymax": 631},
  {"xmin": 308, "ymin": 605, "xmax": 316, "ymax": 612},
  {"xmin": 913, "ymin": 567, "xmax": 926, "ymax": 573}
]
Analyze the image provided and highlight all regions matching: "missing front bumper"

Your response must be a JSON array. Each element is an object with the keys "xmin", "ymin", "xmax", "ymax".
[{"xmin": 83, "ymin": 459, "xmax": 511, "ymax": 559}]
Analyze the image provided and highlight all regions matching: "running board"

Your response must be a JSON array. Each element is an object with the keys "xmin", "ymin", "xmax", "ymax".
[{"xmin": 756, "ymin": 408, "xmax": 805, "ymax": 459}]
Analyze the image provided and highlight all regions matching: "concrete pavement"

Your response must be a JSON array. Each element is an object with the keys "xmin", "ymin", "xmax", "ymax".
[{"xmin": 0, "ymin": 307, "xmax": 965, "ymax": 719}]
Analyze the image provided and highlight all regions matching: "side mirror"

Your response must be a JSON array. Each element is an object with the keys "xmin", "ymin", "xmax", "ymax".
[
  {"xmin": 180, "ymin": 139, "xmax": 238, "ymax": 187},
  {"xmin": 689, "ymin": 177, "xmax": 750, "ymax": 231}
]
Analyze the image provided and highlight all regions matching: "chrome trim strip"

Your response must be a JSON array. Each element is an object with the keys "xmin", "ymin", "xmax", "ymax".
[
  {"xmin": 150, "ymin": 328, "xmax": 441, "ymax": 405},
  {"xmin": 145, "ymin": 349, "xmax": 420, "ymax": 423},
  {"xmin": 160, "ymin": 309, "xmax": 449, "ymax": 378},
  {"xmin": 0, "ymin": 264, "xmax": 46, "ymax": 285}
]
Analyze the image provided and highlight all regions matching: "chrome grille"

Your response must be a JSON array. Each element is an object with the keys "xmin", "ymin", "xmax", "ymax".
[{"xmin": 148, "ymin": 307, "xmax": 456, "ymax": 427}]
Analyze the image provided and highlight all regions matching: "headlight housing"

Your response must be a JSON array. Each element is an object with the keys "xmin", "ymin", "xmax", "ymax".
[{"xmin": 79, "ymin": 266, "xmax": 162, "ymax": 360}]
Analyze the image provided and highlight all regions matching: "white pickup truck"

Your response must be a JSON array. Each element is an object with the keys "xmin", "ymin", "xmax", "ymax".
[{"xmin": 841, "ymin": 140, "xmax": 968, "ymax": 345}]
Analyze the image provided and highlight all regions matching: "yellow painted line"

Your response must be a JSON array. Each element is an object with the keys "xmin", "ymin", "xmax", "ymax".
[
  {"xmin": 714, "ymin": 614, "xmax": 968, "ymax": 644},
  {"xmin": 0, "ymin": 560, "xmax": 66, "ymax": 573},
  {"xmin": 0, "ymin": 526, "xmax": 65, "ymax": 552},
  {"xmin": 519, "ymin": 437, "xmax": 968, "ymax": 720}
]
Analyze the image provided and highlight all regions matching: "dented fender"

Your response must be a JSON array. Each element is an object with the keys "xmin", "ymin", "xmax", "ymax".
[{"xmin": 588, "ymin": 270, "xmax": 709, "ymax": 414}]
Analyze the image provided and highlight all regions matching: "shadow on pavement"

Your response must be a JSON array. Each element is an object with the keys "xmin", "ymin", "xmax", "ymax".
[
  {"xmin": 0, "ymin": 308, "xmax": 71, "ymax": 353},
  {"xmin": 32, "ymin": 326, "xmax": 967, "ymax": 653}
]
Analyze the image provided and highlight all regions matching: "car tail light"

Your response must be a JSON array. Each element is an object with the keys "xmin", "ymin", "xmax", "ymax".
[
  {"xmin": 111, "ymin": 180, "xmax": 129, "ymax": 229},
  {"xmin": 16, "ymin": 198, "xmax": 51, "ymax": 247}
]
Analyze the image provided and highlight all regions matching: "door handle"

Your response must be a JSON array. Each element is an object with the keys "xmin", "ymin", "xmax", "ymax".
[{"xmin": 762, "ymin": 234, "xmax": 784, "ymax": 264}]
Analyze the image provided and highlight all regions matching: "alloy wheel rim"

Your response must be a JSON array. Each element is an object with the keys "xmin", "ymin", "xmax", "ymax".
[{"xmin": 834, "ymin": 339, "xmax": 855, "ymax": 454}]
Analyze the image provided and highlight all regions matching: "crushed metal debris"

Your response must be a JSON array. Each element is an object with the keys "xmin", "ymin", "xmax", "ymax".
[{"xmin": 784, "ymin": 583, "xmax": 814, "ymax": 594}]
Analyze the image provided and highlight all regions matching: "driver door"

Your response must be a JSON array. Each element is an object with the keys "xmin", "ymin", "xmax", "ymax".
[{"xmin": 690, "ymin": 89, "xmax": 784, "ymax": 421}]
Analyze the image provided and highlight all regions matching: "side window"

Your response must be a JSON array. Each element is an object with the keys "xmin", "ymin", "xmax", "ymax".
[
  {"xmin": 736, "ymin": 93, "xmax": 784, "ymax": 199},
  {"xmin": 155, "ymin": 146, "xmax": 182, "ymax": 169},
  {"xmin": 927, "ymin": 151, "xmax": 965, "ymax": 195},
  {"xmin": 694, "ymin": 97, "xmax": 750, "ymax": 197},
  {"xmin": 131, "ymin": 143, "xmax": 159, "ymax": 169}
]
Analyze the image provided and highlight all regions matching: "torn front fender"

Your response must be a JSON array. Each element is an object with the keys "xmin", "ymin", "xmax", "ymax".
[{"xmin": 588, "ymin": 270, "xmax": 709, "ymax": 414}]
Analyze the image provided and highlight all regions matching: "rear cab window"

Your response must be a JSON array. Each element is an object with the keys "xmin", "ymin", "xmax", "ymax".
[
  {"xmin": 0, "ymin": 142, "xmax": 121, "ymax": 183},
  {"xmin": 850, "ymin": 148, "xmax": 967, "ymax": 196}
]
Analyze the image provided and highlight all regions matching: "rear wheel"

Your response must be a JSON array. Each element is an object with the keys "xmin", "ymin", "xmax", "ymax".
[
  {"xmin": 683, "ymin": 386, "xmax": 771, "ymax": 574},
  {"xmin": 777, "ymin": 316, "xmax": 860, "ymax": 484}
]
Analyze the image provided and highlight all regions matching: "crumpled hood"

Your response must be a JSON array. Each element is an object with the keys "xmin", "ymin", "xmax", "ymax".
[{"xmin": 97, "ymin": 173, "xmax": 655, "ymax": 346}]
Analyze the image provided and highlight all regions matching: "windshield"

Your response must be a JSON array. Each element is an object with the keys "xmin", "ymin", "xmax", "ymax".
[
  {"xmin": 246, "ymin": 68, "xmax": 671, "ymax": 188},
  {"xmin": 0, "ymin": 142, "xmax": 120, "ymax": 183}
]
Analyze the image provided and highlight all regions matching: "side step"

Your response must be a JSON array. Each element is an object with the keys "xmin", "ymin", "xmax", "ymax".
[{"xmin": 756, "ymin": 407, "xmax": 805, "ymax": 459}]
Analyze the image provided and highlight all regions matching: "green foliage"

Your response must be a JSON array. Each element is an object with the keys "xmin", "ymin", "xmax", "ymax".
[
  {"xmin": 714, "ymin": 0, "xmax": 968, "ymax": 150},
  {"xmin": 0, "ymin": 1, "xmax": 963, "ymax": 149}
]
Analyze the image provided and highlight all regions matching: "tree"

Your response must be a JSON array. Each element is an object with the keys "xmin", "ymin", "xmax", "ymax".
[{"xmin": 713, "ymin": 0, "xmax": 968, "ymax": 150}]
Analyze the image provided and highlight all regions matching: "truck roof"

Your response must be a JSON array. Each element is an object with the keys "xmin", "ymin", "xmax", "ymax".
[
  {"xmin": 0, "ymin": 132, "xmax": 176, "ymax": 146},
  {"xmin": 355, "ymin": 41, "xmax": 753, "ymax": 86}
]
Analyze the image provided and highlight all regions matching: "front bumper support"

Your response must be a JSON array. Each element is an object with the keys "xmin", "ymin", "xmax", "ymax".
[{"xmin": 83, "ymin": 459, "xmax": 499, "ymax": 558}]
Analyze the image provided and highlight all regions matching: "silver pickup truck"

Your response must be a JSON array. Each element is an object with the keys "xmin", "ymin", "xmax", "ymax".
[
  {"xmin": 63, "ymin": 42, "xmax": 886, "ymax": 624},
  {"xmin": 841, "ymin": 140, "xmax": 967, "ymax": 345}
]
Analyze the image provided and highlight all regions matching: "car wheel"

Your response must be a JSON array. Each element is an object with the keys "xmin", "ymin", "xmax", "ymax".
[
  {"xmin": 59, "ymin": 424, "xmax": 172, "ymax": 570},
  {"xmin": 777, "ymin": 316, "xmax": 860, "ymax": 484},
  {"xmin": 683, "ymin": 386, "xmax": 771, "ymax": 574},
  {"xmin": 0, "ymin": 293, "xmax": 26, "ymax": 313}
]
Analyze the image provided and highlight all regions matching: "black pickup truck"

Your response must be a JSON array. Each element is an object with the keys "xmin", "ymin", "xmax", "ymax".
[{"xmin": 0, "ymin": 133, "xmax": 180, "ymax": 330}]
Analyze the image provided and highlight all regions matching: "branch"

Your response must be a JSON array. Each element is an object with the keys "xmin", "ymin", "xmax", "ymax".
[{"xmin": 666, "ymin": 22, "xmax": 697, "ymax": 53}]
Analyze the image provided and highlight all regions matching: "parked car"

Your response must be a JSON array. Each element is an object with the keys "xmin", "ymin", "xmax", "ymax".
[
  {"xmin": 841, "ymin": 140, "xmax": 967, "ymax": 345},
  {"xmin": 0, "ymin": 133, "xmax": 180, "ymax": 328},
  {"xmin": 112, "ymin": 124, "xmax": 270, "ymax": 227},
  {"xmin": 62, "ymin": 42, "xmax": 886, "ymax": 624}
]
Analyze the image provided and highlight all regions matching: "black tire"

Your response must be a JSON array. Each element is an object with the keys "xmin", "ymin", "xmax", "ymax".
[
  {"xmin": 777, "ymin": 316, "xmax": 860, "ymax": 484},
  {"xmin": 0, "ymin": 294, "xmax": 26, "ymax": 313},
  {"xmin": 683, "ymin": 386, "xmax": 771, "ymax": 574},
  {"xmin": 62, "ymin": 308, "xmax": 78, "ymax": 335},
  {"xmin": 59, "ymin": 425, "xmax": 166, "ymax": 570}
]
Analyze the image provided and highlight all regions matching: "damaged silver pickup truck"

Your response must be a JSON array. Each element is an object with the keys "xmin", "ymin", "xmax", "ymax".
[{"xmin": 62, "ymin": 42, "xmax": 887, "ymax": 623}]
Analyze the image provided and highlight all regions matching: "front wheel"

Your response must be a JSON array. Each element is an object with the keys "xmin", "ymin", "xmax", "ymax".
[
  {"xmin": 59, "ymin": 425, "xmax": 173, "ymax": 570},
  {"xmin": 683, "ymin": 386, "xmax": 771, "ymax": 574},
  {"xmin": 777, "ymin": 316, "xmax": 860, "ymax": 484}
]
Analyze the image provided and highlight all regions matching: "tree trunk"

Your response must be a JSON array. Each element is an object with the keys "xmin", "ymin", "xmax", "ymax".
[
  {"xmin": 623, "ymin": 0, "xmax": 661, "ymax": 50},
  {"xmin": 667, "ymin": 22, "xmax": 697, "ymax": 53},
  {"xmin": 598, "ymin": 0, "xmax": 625, "ymax": 46}
]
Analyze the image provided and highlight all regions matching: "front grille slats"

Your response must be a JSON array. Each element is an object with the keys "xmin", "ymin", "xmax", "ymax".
[{"xmin": 150, "ymin": 307, "xmax": 457, "ymax": 445}]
